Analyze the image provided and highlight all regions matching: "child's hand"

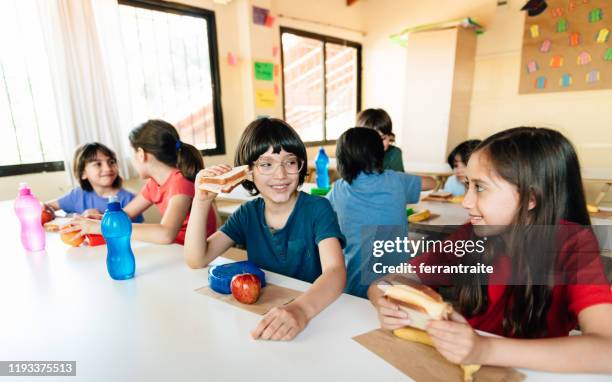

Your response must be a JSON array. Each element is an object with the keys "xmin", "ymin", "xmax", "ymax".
[
  {"xmin": 251, "ymin": 303, "xmax": 308, "ymax": 341},
  {"xmin": 374, "ymin": 295, "xmax": 413, "ymax": 330},
  {"xmin": 426, "ymin": 311, "xmax": 489, "ymax": 365},
  {"xmin": 61, "ymin": 216, "xmax": 102, "ymax": 239},
  {"xmin": 82, "ymin": 208, "xmax": 103, "ymax": 220},
  {"xmin": 194, "ymin": 165, "xmax": 233, "ymax": 202}
]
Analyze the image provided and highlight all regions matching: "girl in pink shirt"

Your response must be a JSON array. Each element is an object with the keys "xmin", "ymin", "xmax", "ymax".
[{"xmin": 64, "ymin": 120, "xmax": 216, "ymax": 244}]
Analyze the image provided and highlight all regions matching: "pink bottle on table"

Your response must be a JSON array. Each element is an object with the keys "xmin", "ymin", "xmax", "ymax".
[{"xmin": 14, "ymin": 183, "xmax": 45, "ymax": 251}]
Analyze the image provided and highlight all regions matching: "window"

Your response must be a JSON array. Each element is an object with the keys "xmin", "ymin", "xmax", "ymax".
[
  {"xmin": 281, "ymin": 27, "xmax": 361, "ymax": 144},
  {"xmin": 118, "ymin": 0, "xmax": 224, "ymax": 155},
  {"xmin": 0, "ymin": 0, "xmax": 64, "ymax": 176}
]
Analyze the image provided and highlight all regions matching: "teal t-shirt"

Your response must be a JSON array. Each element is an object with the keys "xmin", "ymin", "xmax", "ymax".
[
  {"xmin": 220, "ymin": 191, "xmax": 346, "ymax": 283},
  {"xmin": 383, "ymin": 145, "xmax": 404, "ymax": 172}
]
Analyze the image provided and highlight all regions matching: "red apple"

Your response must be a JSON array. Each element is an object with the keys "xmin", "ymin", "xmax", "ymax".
[
  {"xmin": 231, "ymin": 273, "xmax": 261, "ymax": 304},
  {"xmin": 41, "ymin": 207, "xmax": 55, "ymax": 225}
]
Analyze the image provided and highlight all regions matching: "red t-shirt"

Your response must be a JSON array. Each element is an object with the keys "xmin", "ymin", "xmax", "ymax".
[
  {"xmin": 140, "ymin": 170, "xmax": 216, "ymax": 245},
  {"xmin": 410, "ymin": 221, "xmax": 612, "ymax": 338}
]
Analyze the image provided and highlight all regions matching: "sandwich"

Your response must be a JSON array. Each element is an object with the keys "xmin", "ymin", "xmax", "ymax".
[
  {"xmin": 199, "ymin": 165, "xmax": 249, "ymax": 194},
  {"xmin": 379, "ymin": 282, "xmax": 453, "ymax": 330},
  {"xmin": 425, "ymin": 190, "xmax": 453, "ymax": 202},
  {"xmin": 379, "ymin": 282, "xmax": 481, "ymax": 381}
]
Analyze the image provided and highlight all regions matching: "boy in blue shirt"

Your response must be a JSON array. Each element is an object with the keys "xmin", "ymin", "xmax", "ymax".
[
  {"xmin": 184, "ymin": 118, "xmax": 346, "ymax": 341},
  {"xmin": 328, "ymin": 127, "xmax": 435, "ymax": 298}
]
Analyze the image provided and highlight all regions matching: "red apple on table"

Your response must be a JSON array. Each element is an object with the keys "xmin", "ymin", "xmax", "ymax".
[
  {"xmin": 41, "ymin": 207, "xmax": 55, "ymax": 225},
  {"xmin": 231, "ymin": 273, "xmax": 261, "ymax": 304}
]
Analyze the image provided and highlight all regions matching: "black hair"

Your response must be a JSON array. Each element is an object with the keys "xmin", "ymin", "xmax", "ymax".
[
  {"xmin": 73, "ymin": 142, "xmax": 122, "ymax": 192},
  {"xmin": 447, "ymin": 139, "xmax": 482, "ymax": 168},
  {"xmin": 336, "ymin": 127, "xmax": 384, "ymax": 184},
  {"xmin": 234, "ymin": 118, "xmax": 308, "ymax": 196},
  {"xmin": 129, "ymin": 119, "xmax": 203, "ymax": 182},
  {"xmin": 356, "ymin": 108, "xmax": 393, "ymax": 136}
]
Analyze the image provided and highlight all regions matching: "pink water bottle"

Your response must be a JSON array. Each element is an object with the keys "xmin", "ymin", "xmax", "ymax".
[{"xmin": 14, "ymin": 183, "xmax": 45, "ymax": 251}]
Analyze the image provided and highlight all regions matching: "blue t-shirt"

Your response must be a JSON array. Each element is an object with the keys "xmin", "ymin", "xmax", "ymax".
[
  {"xmin": 327, "ymin": 170, "xmax": 422, "ymax": 298},
  {"xmin": 58, "ymin": 187, "xmax": 144, "ymax": 223},
  {"xmin": 443, "ymin": 175, "xmax": 466, "ymax": 196},
  {"xmin": 220, "ymin": 191, "xmax": 346, "ymax": 284}
]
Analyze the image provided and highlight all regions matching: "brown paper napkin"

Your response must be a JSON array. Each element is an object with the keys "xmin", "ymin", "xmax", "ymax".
[
  {"xmin": 353, "ymin": 329, "xmax": 524, "ymax": 382},
  {"xmin": 195, "ymin": 283, "xmax": 302, "ymax": 316}
]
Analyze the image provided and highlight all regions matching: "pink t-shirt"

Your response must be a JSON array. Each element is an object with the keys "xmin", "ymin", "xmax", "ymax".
[{"xmin": 140, "ymin": 169, "xmax": 216, "ymax": 244}]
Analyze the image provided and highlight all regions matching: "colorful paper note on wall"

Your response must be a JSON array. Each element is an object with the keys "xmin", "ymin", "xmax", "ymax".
[
  {"xmin": 264, "ymin": 15, "xmax": 275, "ymax": 27},
  {"xmin": 252, "ymin": 6, "xmax": 269, "ymax": 26},
  {"xmin": 550, "ymin": 55, "xmax": 564, "ymax": 68},
  {"xmin": 272, "ymin": 46, "xmax": 279, "ymax": 57},
  {"xmin": 604, "ymin": 48, "xmax": 612, "ymax": 61},
  {"xmin": 527, "ymin": 60, "xmax": 539, "ymax": 73},
  {"xmin": 551, "ymin": 7, "xmax": 564, "ymax": 17},
  {"xmin": 540, "ymin": 39, "xmax": 552, "ymax": 53},
  {"xmin": 254, "ymin": 61, "xmax": 274, "ymax": 81},
  {"xmin": 569, "ymin": 32, "xmax": 581, "ymax": 46},
  {"xmin": 559, "ymin": 73, "xmax": 572, "ymax": 87},
  {"xmin": 274, "ymin": 64, "xmax": 279, "ymax": 77},
  {"xmin": 530, "ymin": 24, "xmax": 540, "ymax": 38},
  {"xmin": 588, "ymin": 8, "xmax": 603, "ymax": 23},
  {"xmin": 227, "ymin": 52, "xmax": 238, "ymax": 66},
  {"xmin": 586, "ymin": 70, "xmax": 600, "ymax": 83},
  {"xmin": 255, "ymin": 89, "xmax": 275, "ymax": 109},
  {"xmin": 568, "ymin": 0, "xmax": 577, "ymax": 12},
  {"xmin": 577, "ymin": 51, "xmax": 592, "ymax": 65},
  {"xmin": 556, "ymin": 18, "xmax": 568, "ymax": 32},
  {"xmin": 595, "ymin": 28, "xmax": 609, "ymax": 43},
  {"xmin": 535, "ymin": 76, "xmax": 547, "ymax": 89},
  {"xmin": 274, "ymin": 83, "xmax": 279, "ymax": 96}
]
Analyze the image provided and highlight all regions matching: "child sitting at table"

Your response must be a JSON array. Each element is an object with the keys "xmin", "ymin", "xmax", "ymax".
[
  {"xmin": 63, "ymin": 120, "xmax": 216, "ymax": 244},
  {"xmin": 369, "ymin": 127, "xmax": 612, "ymax": 373},
  {"xmin": 356, "ymin": 108, "xmax": 404, "ymax": 172},
  {"xmin": 327, "ymin": 127, "xmax": 435, "ymax": 298},
  {"xmin": 44, "ymin": 142, "xmax": 143, "ymax": 222},
  {"xmin": 443, "ymin": 140, "xmax": 481, "ymax": 197},
  {"xmin": 184, "ymin": 117, "xmax": 347, "ymax": 341}
]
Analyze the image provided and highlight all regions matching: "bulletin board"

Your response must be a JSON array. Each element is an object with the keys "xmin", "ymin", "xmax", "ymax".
[{"xmin": 519, "ymin": 0, "xmax": 612, "ymax": 94}]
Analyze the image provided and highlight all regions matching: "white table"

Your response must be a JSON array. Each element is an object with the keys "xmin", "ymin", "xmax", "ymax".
[{"xmin": 1, "ymin": 201, "xmax": 610, "ymax": 381}]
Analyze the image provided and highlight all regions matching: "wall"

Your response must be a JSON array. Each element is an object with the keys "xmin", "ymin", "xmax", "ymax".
[{"xmin": 468, "ymin": 0, "xmax": 612, "ymax": 202}]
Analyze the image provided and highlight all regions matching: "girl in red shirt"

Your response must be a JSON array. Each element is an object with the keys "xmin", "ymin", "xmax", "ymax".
[
  {"xmin": 369, "ymin": 127, "xmax": 612, "ymax": 373},
  {"xmin": 64, "ymin": 120, "xmax": 216, "ymax": 244}
]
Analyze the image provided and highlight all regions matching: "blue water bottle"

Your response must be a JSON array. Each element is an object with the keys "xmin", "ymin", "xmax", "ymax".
[
  {"xmin": 315, "ymin": 147, "xmax": 330, "ymax": 189},
  {"xmin": 101, "ymin": 196, "xmax": 135, "ymax": 280}
]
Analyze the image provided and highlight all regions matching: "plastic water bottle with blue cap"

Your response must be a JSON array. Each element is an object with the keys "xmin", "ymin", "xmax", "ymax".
[
  {"xmin": 315, "ymin": 146, "xmax": 330, "ymax": 190},
  {"xmin": 14, "ymin": 182, "xmax": 45, "ymax": 251},
  {"xmin": 101, "ymin": 196, "xmax": 135, "ymax": 280}
]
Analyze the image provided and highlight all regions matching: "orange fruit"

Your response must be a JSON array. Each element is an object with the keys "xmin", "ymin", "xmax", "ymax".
[{"xmin": 61, "ymin": 230, "xmax": 85, "ymax": 247}]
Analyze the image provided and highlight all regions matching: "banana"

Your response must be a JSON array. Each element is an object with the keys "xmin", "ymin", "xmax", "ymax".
[
  {"xmin": 461, "ymin": 364, "xmax": 482, "ymax": 382},
  {"xmin": 408, "ymin": 209, "xmax": 431, "ymax": 223},
  {"xmin": 393, "ymin": 327, "xmax": 434, "ymax": 346},
  {"xmin": 393, "ymin": 327, "xmax": 482, "ymax": 381},
  {"xmin": 587, "ymin": 204, "xmax": 599, "ymax": 213}
]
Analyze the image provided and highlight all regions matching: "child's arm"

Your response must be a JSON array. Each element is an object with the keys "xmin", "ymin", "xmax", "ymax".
[
  {"xmin": 426, "ymin": 304, "xmax": 612, "ymax": 373},
  {"xmin": 421, "ymin": 176, "xmax": 436, "ymax": 191},
  {"xmin": 62, "ymin": 195, "xmax": 191, "ymax": 244},
  {"xmin": 123, "ymin": 194, "xmax": 153, "ymax": 220},
  {"xmin": 251, "ymin": 237, "xmax": 346, "ymax": 341},
  {"xmin": 184, "ymin": 166, "xmax": 235, "ymax": 268},
  {"xmin": 44, "ymin": 200, "xmax": 61, "ymax": 211}
]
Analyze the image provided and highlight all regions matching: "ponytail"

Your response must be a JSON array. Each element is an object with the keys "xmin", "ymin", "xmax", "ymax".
[{"xmin": 129, "ymin": 119, "xmax": 203, "ymax": 182}]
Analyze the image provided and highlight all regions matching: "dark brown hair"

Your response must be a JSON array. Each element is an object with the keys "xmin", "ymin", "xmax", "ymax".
[
  {"xmin": 234, "ymin": 118, "xmax": 307, "ymax": 196},
  {"xmin": 456, "ymin": 127, "xmax": 590, "ymax": 338},
  {"xmin": 73, "ymin": 142, "xmax": 122, "ymax": 192},
  {"xmin": 336, "ymin": 127, "xmax": 384, "ymax": 184},
  {"xmin": 356, "ymin": 108, "xmax": 393, "ymax": 136},
  {"xmin": 129, "ymin": 119, "xmax": 203, "ymax": 182},
  {"xmin": 447, "ymin": 139, "xmax": 482, "ymax": 168}
]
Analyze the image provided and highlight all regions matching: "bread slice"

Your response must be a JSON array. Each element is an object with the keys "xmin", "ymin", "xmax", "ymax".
[
  {"xmin": 199, "ymin": 165, "xmax": 248, "ymax": 193},
  {"xmin": 379, "ymin": 283, "xmax": 452, "ymax": 330}
]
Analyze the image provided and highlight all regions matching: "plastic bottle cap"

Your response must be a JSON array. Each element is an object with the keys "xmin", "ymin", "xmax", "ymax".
[
  {"xmin": 107, "ymin": 196, "xmax": 121, "ymax": 211},
  {"xmin": 18, "ymin": 182, "xmax": 31, "ymax": 196}
]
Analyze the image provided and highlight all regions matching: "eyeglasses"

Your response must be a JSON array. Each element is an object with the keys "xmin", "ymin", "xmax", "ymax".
[{"xmin": 254, "ymin": 157, "xmax": 304, "ymax": 175}]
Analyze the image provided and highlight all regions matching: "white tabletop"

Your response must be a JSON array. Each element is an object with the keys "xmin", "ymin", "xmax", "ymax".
[{"xmin": 1, "ymin": 201, "xmax": 609, "ymax": 381}]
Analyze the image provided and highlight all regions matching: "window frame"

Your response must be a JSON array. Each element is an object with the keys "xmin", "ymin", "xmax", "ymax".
[
  {"xmin": 280, "ymin": 26, "xmax": 362, "ymax": 147},
  {"xmin": 119, "ymin": 0, "xmax": 226, "ymax": 156}
]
